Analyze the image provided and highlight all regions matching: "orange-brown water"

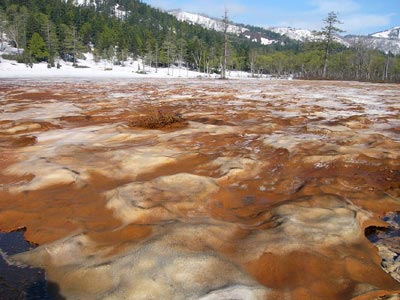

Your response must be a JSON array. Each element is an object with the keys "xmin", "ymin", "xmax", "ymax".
[{"xmin": 1, "ymin": 79, "xmax": 399, "ymax": 300}]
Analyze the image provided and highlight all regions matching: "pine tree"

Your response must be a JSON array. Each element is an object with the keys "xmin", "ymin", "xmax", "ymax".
[
  {"xmin": 144, "ymin": 38, "xmax": 154, "ymax": 72},
  {"xmin": 161, "ymin": 30, "xmax": 176, "ymax": 75},
  {"xmin": 60, "ymin": 24, "xmax": 82, "ymax": 66},
  {"xmin": 28, "ymin": 32, "xmax": 48, "ymax": 62},
  {"xmin": 42, "ymin": 19, "xmax": 59, "ymax": 67},
  {"xmin": 189, "ymin": 36, "xmax": 202, "ymax": 72},
  {"xmin": 221, "ymin": 7, "xmax": 229, "ymax": 79},
  {"xmin": 0, "ymin": 9, "xmax": 6, "ymax": 51},
  {"xmin": 176, "ymin": 37, "xmax": 186, "ymax": 76},
  {"xmin": 318, "ymin": 12, "xmax": 344, "ymax": 78}
]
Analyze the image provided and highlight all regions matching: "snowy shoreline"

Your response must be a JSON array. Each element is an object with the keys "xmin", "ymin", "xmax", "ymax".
[{"xmin": 0, "ymin": 57, "xmax": 266, "ymax": 80}]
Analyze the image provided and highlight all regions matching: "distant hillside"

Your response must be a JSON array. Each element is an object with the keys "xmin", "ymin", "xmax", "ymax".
[
  {"xmin": 371, "ymin": 26, "xmax": 400, "ymax": 39},
  {"xmin": 169, "ymin": 9, "xmax": 282, "ymax": 46},
  {"xmin": 167, "ymin": 9, "xmax": 400, "ymax": 54},
  {"xmin": 1, "ymin": 0, "xmax": 399, "ymax": 82}
]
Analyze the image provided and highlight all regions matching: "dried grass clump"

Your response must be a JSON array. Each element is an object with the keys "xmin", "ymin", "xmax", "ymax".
[{"xmin": 131, "ymin": 108, "xmax": 185, "ymax": 129}]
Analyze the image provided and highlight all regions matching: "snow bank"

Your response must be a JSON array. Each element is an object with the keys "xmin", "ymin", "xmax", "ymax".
[{"xmin": 0, "ymin": 53, "xmax": 260, "ymax": 80}]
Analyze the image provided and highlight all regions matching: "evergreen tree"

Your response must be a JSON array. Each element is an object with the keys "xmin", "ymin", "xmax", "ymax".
[
  {"xmin": 161, "ymin": 30, "xmax": 176, "ymax": 75},
  {"xmin": 188, "ymin": 36, "xmax": 203, "ymax": 72},
  {"xmin": 221, "ymin": 7, "xmax": 229, "ymax": 79},
  {"xmin": 59, "ymin": 24, "xmax": 83, "ymax": 65},
  {"xmin": 144, "ymin": 38, "xmax": 155, "ymax": 72},
  {"xmin": 42, "ymin": 19, "xmax": 59, "ymax": 66},
  {"xmin": 318, "ymin": 12, "xmax": 344, "ymax": 78},
  {"xmin": 176, "ymin": 37, "xmax": 186, "ymax": 76},
  {"xmin": 28, "ymin": 32, "xmax": 48, "ymax": 62},
  {"xmin": 0, "ymin": 9, "xmax": 7, "ymax": 51}
]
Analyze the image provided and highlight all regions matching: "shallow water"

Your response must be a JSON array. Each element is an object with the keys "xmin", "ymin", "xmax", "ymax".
[
  {"xmin": 0, "ymin": 230, "xmax": 55, "ymax": 300},
  {"xmin": 0, "ymin": 78, "xmax": 399, "ymax": 300}
]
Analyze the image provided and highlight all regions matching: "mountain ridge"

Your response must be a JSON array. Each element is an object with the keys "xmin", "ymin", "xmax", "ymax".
[
  {"xmin": 168, "ymin": 9, "xmax": 400, "ymax": 54},
  {"xmin": 370, "ymin": 26, "xmax": 400, "ymax": 39},
  {"xmin": 169, "ymin": 9, "xmax": 280, "ymax": 46}
]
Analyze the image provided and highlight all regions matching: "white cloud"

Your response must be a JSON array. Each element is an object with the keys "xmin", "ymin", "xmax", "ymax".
[
  {"xmin": 143, "ymin": 0, "xmax": 174, "ymax": 10},
  {"xmin": 144, "ymin": 0, "xmax": 248, "ymax": 19},
  {"xmin": 308, "ymin": 0, "xmax": 360, "ymax": 14},
  {"xmin": 178, "ymin": 1, "xmax": 247, "ymax": 19},
  {"xmin": 342, "ymin": 13, "xmax": 393, "ymax": 33},
  {"xmin": 275, "ymin": 20, "xmax": 323, "ymax": 31},
  {"xmin": 301, "ymin": 0, "xmax": 394, "ymax": 34},
  {"xmin": 225, "ymin": 3, "xmax": 249, "ymax": 18}
]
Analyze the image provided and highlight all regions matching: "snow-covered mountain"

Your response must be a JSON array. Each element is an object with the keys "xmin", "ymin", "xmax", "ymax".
[
  {"xmin": 371, "ymin": 26, "xmax": 400, "ymax": 39},
  {"xmin": 168, "ymin": 10, "xmax": 279, "ymax": 46},
  {"xmin": 340, "ymin": 26, "xmax": 400, "ymax": 54},
  {"xmin": 168, "ymin": 10, "xmax": 353, "ymax": 47},
  {"xmin": 269, "ymin": 26, "xmax": 350, "ymax": 46},
  {"xmin": 271, "ymin": 25, "xmax": 400, "ymax": 53},
  {"xmin": 169, "ymin": 10, "xmax": 244, "ymax": 35},
  {"xmin": 349, "ymin": 35, "xmax": 400, "ymax": 54},
  {"xmin": 169, "ymin": 10, "xmax": 400, "ymax": 54},
  {"xmin": 268, "ymin": 27, "xmax": 315, "ymax": 42}
]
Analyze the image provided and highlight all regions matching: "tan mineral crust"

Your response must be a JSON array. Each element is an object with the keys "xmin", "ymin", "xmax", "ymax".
[{"xmin": 0, "ymin": 78, "xmax": 399, "ymax": 299}]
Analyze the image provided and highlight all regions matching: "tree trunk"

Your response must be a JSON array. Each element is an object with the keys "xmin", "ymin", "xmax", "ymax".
[
  {"xmin": 383, "ymin": 54, "xmax": 390, "ymax": 81},
  {"xmin": 167, "ymin": 47, "xmax": 170, "ymax": 75},
  {"xmin": 155, "ymin": 43, "xmax": 159, "ymax": 73},
  {"xmin": 322, "ymin": 43, "xmax": 329, "ymax": 78},
  {"xmin": 221, "ymin": 8, "xmax": 228, "ymax": 79}
]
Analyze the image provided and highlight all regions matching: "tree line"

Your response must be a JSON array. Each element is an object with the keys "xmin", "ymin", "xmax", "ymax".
[
  {"xmin": 0, "ymin": 0, "xmax": 399, "ymax": 82},
  {"xmin": 249, "ymin": 40, "xmax": 400, "ymax": 82}
]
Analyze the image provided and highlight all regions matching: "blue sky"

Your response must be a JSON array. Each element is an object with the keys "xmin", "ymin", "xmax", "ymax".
[{"xmin": 142, "ymin": 0, "xmax": 400, "ymax": 35}]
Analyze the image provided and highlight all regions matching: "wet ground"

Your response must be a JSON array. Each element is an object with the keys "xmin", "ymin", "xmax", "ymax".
[
  {"xmin": 0, "ymin": 78, "xmax": 399, "ymax": 300},
  {"xmin": 366, "ymin": 212, "xmax": 400, "ymax": 283}
]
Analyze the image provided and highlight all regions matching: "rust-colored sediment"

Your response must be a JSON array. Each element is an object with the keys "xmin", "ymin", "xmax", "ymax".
[{"xmin": 1, "ymin": 79, "xmax": 399, "ymax": 300}]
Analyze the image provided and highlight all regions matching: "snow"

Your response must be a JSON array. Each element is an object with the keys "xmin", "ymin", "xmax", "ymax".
[
  {"xmin": 269, "ymin": 26, "xmax": 348, "ymax": 46},
  {"xmin": 0, "ymin": 58, "xmax": 202, "ymax": 79},
  {"xmin": 70, "ymin": 0, "xmax": 97, "ymax": 6},
  {"xmin": 349, "ymin": 35, "xmax": 400, "ymax": 54},
  {"xmin": 367, "ymin": 26, "xmax": 400, "ymax": 53},
  {"xmin": 371, "ymin": 26, "xmax": 400, "ymax": 39},
  {"xmin": 168, "ymin": 10, "xmax": 278, "ymax": 45},
  {"xmin": 113, "ymin": 4, "xmax": 127, "ymax": 19},
  {"xmin": 0, "ymin": 52, "xmax": 263, "ymax": 79},
  {"xmin": 260, "ymin": 37, "xmax": 275, "ymax": 45},
  {"xmin": 169, "ymin": 10, "xmax": 244, "ymax": 35},
  {"xmin": 269, "ymin": 27, "xmax": 316, "ymax": 42},
  {"xmin": 69, "ymin": 0, "xmax": 92, "ymax": 6}
]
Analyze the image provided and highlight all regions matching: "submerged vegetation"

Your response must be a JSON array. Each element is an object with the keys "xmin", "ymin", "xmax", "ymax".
[
  {"xmin": 131, "ymin": 107, "xmax": 185, "ymax": 129},
  {"xmin": 0, "ymin": 0, "xmax": 399, "ymax": 82}
]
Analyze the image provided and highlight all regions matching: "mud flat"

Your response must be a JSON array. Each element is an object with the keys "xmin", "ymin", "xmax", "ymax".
[{"xmin": 0, "ymin": 78, "xmax": 399, "ymax": 300}]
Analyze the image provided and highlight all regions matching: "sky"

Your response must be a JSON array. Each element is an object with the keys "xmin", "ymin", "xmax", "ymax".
[{"xmin": 141, "ymin": 0, "xmax": 400, "ymax": 35}]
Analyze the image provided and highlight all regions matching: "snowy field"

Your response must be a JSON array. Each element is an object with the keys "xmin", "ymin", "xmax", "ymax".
[{"xmin": 0, "ymin": 53, "xmax": 258, "ymax": 79}]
